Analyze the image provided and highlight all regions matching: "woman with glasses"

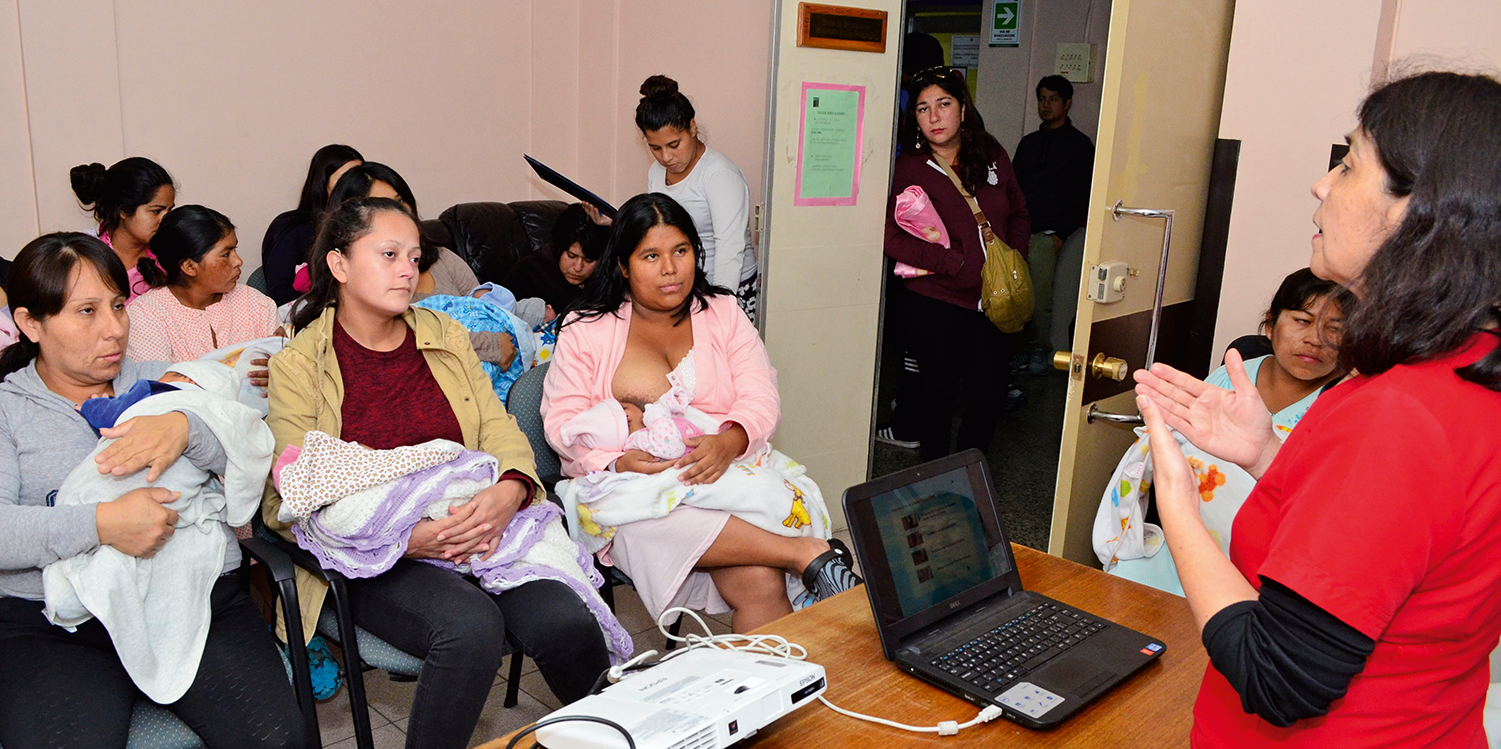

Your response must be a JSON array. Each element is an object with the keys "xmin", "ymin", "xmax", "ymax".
[{"xmin": 882, "ymin": 67, "xmax": 1031, "ymax": 462}]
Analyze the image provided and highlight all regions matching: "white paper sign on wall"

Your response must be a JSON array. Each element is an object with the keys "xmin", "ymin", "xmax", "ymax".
[
  {"xmin": 1055, "ymin": 43, "xmax": 1095, "ymax": 82},
  {"xmin": 951, "ymin": 34, "xmax": 980, "ymax": 68},
  {"xmin": 988, "ymin": 0, "xmax": 1020, "ymax": 47}
]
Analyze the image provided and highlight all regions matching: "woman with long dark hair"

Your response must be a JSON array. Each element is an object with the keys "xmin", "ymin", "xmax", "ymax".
[
  {"xmin": 502, "ymin": 203, "xmax": 607, "ymax": 315},
  {"xmin": 69, "ymin": 157, "xmax": 176, "ymax": 301},
  {"xmin": 324, "ymin": 162, "xmax": 518, "ymax": 370},
  {"xmin": 1135, "ymin": 71, "xmax": 1501, "ymax": 745},
  {"xmin": 268, "ymin": 198, "xmax": 611, "ymax": 746},
  {"xmin": 126, "ymin": 206, "xmax": 279, "ymax": 362},
  {"xmin": 882, "ymin": 67, "xmax": 1030, "ymax": 461},
  {"xmin": 261, "ymin": 144, "xmax": 363, "ymax": 305},
  {"xmin": 543, "ymin": 193, "xmax": 860, "ymax": 633},
  {"xmin": 0, "ymin": 233, "xmax": 304, "ymax": 749},
  {"xmin": 587, "ymin": 76, "xmax": 760, "ymax": 322}
]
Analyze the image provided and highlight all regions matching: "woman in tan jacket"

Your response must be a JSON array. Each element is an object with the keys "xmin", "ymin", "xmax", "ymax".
[{"xmin": 264, "ymin": 197, "xmax": 610, "ymax": 749}]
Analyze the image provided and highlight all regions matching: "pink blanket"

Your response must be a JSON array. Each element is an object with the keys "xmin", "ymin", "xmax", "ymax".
[{"xmin": 892, "ymin": 185, "xmax": 949, "ymax": 277}]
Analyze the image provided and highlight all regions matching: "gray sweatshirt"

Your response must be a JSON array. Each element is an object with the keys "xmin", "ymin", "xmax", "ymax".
[{"xmin": 0, "ymin": 360, "xmax": 234, "ymax": 600}]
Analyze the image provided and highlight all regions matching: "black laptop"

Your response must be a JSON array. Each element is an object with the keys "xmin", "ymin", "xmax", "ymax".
[{"xmin": 843, "ymin": 449, "xmax": 1165, "ymax": 729}]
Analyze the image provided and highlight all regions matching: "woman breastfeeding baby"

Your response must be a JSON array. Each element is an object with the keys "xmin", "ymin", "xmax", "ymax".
[
  {"xmin": 263, "ymin": 197, "xmax": 616, "ymax": 749},
  {"xmin": 542, "ymin": 193, "xmax": 862, "ymax": 634}
]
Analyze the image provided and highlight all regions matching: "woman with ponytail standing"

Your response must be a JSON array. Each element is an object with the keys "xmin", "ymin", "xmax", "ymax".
[
  {"xmin": 69, "ymin": 158, "xmax": 176, "ymax": 302},
  {"xmin": 587, "ymin": 76, "xmax": 760, "ymax": 322}
]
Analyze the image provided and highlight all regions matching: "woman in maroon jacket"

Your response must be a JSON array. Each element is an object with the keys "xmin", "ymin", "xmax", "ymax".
[{"xmin": 884, "ymin": 67, "xmax": 1030, "ymax": 461}]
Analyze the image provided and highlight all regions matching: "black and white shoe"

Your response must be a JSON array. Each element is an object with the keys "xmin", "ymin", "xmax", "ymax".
[
  {"xmin": 874, "ymin": 427, "xmax": 920, "ymax": 450},
  {"xmin": 802, "ymin": 538, "xmax": 864, "ymax": 601}
]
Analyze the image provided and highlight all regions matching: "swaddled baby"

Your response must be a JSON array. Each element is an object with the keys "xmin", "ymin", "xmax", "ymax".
[
  {"xmin": 79, "ymin": 368, "xmax": 203, "ymax": 432},
  {"xmin": 44, "ymin": 360, "xmax": 274, "ymax": 704},
  {"xmin": 559, "ymin": 381, "xmax": 712, "ymax": 461}
]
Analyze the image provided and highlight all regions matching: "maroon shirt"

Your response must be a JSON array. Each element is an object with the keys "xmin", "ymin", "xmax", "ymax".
[
  {"xmin": 333, "ymin": 321, "xmax": 464, "ymax": 449},
  {"xmin": 883, "ymin": 149, "xmax": 1031, "ymax": 310}
]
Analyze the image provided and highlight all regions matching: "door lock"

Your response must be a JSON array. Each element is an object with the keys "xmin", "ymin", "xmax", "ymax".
[{"xmin": 1090, "ymin": 353, "xmax": 1129, "ymax": 382}]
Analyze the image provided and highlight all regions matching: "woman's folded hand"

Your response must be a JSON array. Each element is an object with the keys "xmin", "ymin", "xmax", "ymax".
[
  {"xmin": 615, "ymin": 450, "xmax": 673, "ymax": 475},
  {"xmin": 96, "ymin": 487, "xmax": 180, "ymax": 558},
  {"xmin": 96, "ymin": 412, "xmax": 191, "ymax": 482},
  {"xmin": 674, "ymin": 423, "xmax": 749, "ymax": 486}
]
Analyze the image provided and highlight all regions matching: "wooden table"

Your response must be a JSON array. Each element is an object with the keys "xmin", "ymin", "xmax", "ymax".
[{"xmin": 485, "ymin": 544, "xmax": 1206, "ymax": 748}]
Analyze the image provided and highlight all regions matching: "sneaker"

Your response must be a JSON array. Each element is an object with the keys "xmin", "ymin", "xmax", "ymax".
[
  {"xmin": 1006, "ymin": 386, "xmax": 1027, "ymax": 410},
  {"xmin": 802, "ymin": 539, "xmax": 864, "ymax": 601},
  {"xmin": 1028, "ymin": 348, "xmax": 1053, "ymax": 376},
  {"xmin": 1009, "ymin": 352, "xmax": 1030, "ymax": 375},
  {"xmin": 305, "ymin": 634, "xmax": 344, "ymax": 701},
  {"xmin": 875, "ymin": 427, "xmax": 920, "ymax": 450}
]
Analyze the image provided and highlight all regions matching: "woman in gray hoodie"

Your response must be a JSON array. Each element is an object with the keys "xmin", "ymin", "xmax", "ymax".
[{"xmin": 0, "ymin": 233, "xmax": 304, "ymax": 749}]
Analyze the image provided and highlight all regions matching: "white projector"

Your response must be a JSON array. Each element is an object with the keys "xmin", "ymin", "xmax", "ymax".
[{"xmin": 534, "ymin": 649, "xmax": 827, "ymax": 749}]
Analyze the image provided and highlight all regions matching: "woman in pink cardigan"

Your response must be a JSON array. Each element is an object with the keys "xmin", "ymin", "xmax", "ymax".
[{"xmin": 542, "ymin": 193, "xmax": 861, "ymax": 632}]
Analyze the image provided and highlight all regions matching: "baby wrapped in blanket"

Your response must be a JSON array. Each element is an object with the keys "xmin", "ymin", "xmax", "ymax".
[
  {"xmin": 43, "ymin": 361, "xmax": 273, "ymax": 704},
  {"xmin": 274, "ymin": 431, "xmax": 632, "ymax": 664},
  {"xmin": 553, "ymin": 351, "xmax": 832, "ymax": 558}
]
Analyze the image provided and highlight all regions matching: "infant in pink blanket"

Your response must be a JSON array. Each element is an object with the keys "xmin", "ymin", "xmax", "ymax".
[
  {"xmin": 620, "ymin": 401, "xmax": 703, "ymax": 460},
  {"xmin": 558, "ymin": 384, "xmax": 709, "ymax": 462}
]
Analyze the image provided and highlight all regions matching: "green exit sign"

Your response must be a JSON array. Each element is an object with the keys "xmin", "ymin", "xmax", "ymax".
[{"xmin": 990, "ymin": 0, "xmax": 1020, "ymax": 47}]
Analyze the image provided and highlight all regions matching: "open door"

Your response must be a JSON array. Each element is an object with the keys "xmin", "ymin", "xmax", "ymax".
[{"xmin": 1048, "ymin": 0, "xmax": 1236, "ymax": 562}]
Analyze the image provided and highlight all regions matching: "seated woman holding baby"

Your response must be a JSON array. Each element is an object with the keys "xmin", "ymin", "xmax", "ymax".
[{"xmin": 541, "ymin": 193, "xmax": 861, "ymax": 633}]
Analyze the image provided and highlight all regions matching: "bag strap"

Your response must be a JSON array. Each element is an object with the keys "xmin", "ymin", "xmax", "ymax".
[{"xmin": 932, "ymin": 154, "xmax": 990, "ymax": 231}]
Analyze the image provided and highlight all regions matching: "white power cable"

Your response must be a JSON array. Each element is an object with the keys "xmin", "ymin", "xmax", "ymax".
[{"xmin": 611, "ymin": 607, "xmax": 1006, "ymax": 737}]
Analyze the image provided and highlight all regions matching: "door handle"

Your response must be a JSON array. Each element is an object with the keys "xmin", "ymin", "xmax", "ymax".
[
  {"xmin": 1086, "ymin": 404, "xmax": 1144, "ymax": 426},
  {"xmin": 1111, "ymin": 200, "xmax": 1175, "ymax": 370}
]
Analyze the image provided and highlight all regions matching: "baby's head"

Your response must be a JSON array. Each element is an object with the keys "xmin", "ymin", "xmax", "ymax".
[
  {"xmin": 158, "ymin": 371, "xmax": 199, "ymax": 387},
  {"xmin": 621, "ymin": 402, "xmax": 645, "ymax": 433}
]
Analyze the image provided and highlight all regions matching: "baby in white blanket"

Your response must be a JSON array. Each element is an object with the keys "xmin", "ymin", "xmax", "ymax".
[
  {"xmin": 43, "ymin": 361, "xmax": 274, "ymax": 704},
  {"xmin": 554, "ymin": 381, "xmax": 831, "ymax": 552}
]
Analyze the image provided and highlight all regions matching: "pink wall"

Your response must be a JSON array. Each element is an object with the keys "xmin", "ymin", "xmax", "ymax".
[
  {"xmin": 0, "ymin": 0, "xmax": 771, "ymax": 268},
  {"xmin": 1211, "ymin": 0, "xmax": 1501, "ymax": 360}
]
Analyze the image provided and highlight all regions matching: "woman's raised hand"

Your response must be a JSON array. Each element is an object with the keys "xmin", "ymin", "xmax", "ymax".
[
  {"xmin": 1131, "ymin": 350, "xmax": 1279, "ymax": 478},
  {"xmin": 96, "ymin": 487, "xmax": 180, "ymax": 558},
  {"xmin": 96, "ymin": 412, "xmax": 191, "ymax": 482},
  {"xmin": 614, "ymin": 450, "xmax": 674, "ymax": 475},
  {"xmin": 1135, "ymin": 395, "xmax": 1198, "ymax": 519},
  {"xmin": 582, "ymin": 202, "xmax": 614, "ymax": 227},
  {"xmin": 674, "ymin": 423, "xmax": 750, "ymax": 486}
]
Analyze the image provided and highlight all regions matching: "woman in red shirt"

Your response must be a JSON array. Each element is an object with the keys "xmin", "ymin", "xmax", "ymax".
[{"xmin": 1135, "ymin": 71, "xmax": 1501, "ymax": 746}]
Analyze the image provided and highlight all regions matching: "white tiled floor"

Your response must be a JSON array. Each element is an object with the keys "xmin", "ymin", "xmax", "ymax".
[{"xmin": 317, "ymin": 530, "xmax": 854, "ymax": 748}]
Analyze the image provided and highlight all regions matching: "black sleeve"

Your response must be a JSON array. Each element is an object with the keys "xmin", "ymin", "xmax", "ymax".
[
  {"xmin": 262, "ymin": 221, "xmax": 314, "ymax": 306},
  {"xmin": 1201, "ymin": 577, "xmax": 1374, "ymax": 727}
]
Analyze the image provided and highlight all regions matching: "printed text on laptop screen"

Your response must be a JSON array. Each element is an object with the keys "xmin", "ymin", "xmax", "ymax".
[{"xmin": 870, "ymin": 468, "xmax": 1011, "ymax": 618}]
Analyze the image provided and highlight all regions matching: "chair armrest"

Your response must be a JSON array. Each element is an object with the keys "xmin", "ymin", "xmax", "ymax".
[
  {"xmin": 239, "ymin": 536, "xmax": 297, "ymax": 583},
  {"xmin": 266, "ymin": 534, "xmax": 349, "ymax": 584}
]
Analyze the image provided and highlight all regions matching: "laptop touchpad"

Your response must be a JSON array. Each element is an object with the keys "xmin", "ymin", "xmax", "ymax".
[{"xmin": 1032, "ymin": 654, "xmax": 1116, "ymax": 697}]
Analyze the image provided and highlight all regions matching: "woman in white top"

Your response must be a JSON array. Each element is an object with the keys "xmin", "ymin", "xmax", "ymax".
[{"xmin": 589, "ymin": 75, "xmax": 760, "ymax": 322}]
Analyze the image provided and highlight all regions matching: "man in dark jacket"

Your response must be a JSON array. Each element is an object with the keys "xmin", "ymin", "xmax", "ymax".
[{"xmin": 1012, "ymin": 75, "xmax": 1095, "ymax": 374}]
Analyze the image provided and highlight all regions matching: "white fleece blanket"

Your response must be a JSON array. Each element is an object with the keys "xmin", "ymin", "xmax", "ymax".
[
  {"xmin": 43, "ymin": 361, "xmax": 273, "ymax": 704},
  {"xmin": 555, "ymin": 445, "xmax": 833, "ymax": 555}
]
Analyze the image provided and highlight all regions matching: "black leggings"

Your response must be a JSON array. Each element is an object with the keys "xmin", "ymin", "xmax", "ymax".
[
  {"xmin": 344, "ymin": 559, "xmax": 610, "ymax": 749},
  {"xmin": 902, "ymin": 290, "xmax": 1012, "ymax": 462},
  {"xmin": 0, "ymin": 573, "xmax": 307, "ymax": 749}
]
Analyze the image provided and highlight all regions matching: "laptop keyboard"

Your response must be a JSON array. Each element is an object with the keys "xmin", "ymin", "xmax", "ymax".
[{"xmin": 930, "ymin": 601, "xmax": 1107, "ymax": 694}]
